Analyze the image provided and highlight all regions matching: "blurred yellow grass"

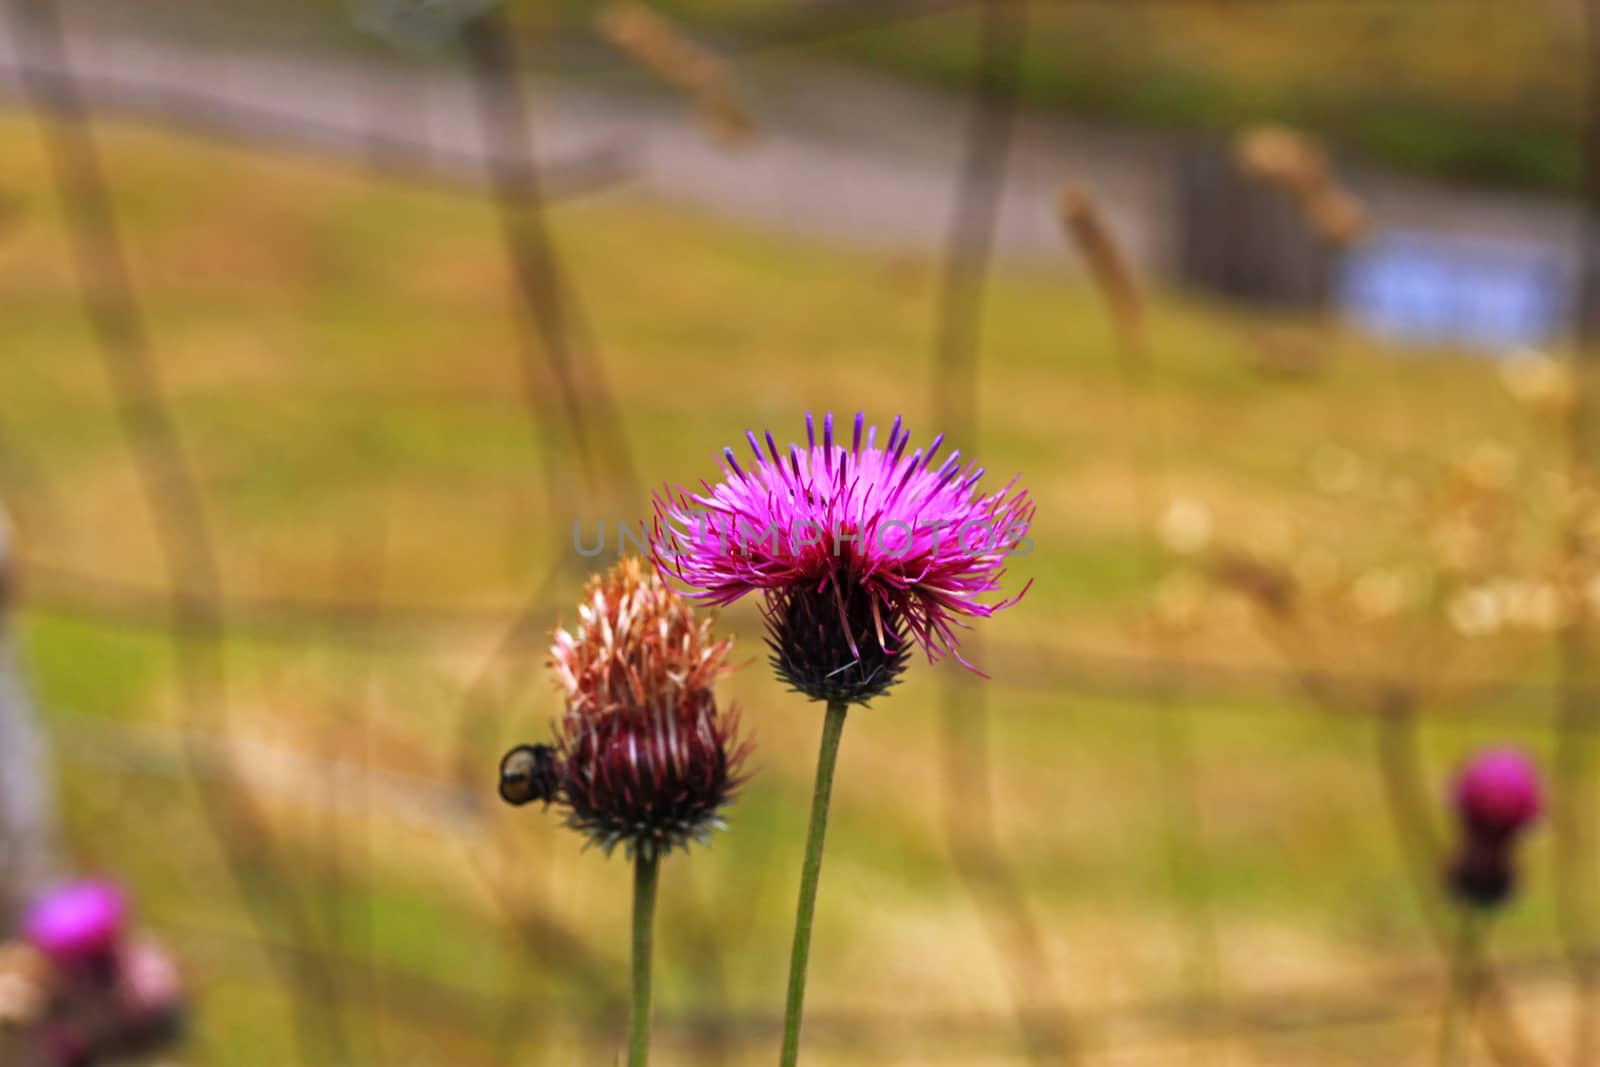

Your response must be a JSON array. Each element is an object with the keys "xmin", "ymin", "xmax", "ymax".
[{"xmin": 0, "ymin": 115, "xmax": 1582, "ymax": 1064}]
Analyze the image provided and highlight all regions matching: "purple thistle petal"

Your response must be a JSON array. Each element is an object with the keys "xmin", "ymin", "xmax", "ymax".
[{"xmin": 890, "ymin": 426, "xmax": 910, "ymax": 465}]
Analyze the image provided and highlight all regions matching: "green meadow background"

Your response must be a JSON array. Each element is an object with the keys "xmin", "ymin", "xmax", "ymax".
[{"xmin": 0, "ymin": 18, "xmax": 1590, "ymax": 1058}]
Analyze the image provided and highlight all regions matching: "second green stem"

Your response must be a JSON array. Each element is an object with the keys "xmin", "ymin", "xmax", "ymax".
[
  {"xmin": 780, "ymin": 699, "xmax": 850, "ymax": 1067},
  {"xmin": 630, "ymin": 849, "xmax": 660, "ymax": 1067}
]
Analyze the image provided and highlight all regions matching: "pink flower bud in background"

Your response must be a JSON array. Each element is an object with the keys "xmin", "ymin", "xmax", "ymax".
[
  {"xmin": 110, "ymin": 939, "xmax": 187, "ymax": 1057},
  {"xmin": 23, "ymin": 882, "xmax": 127, "ymax": 972},
  {"xmin": 120, "ymin": 939, "xmax": 183, "ymax": 1022},
  {"xmin": 1447, "ymin": 748, "xmax": 1542, "ymax": 910},
  {"xmin": 1453, "ymin": 748, "xmax": 1542, "ymax": 841}
]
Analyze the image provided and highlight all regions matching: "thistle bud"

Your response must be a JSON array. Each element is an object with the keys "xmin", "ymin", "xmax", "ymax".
[
  {"xmin": 23, "ymin": 882, "xmax": 126, "ymax": 979},
  {"xmin": 1447, "ymin": 748, "xmax": 1541, "ymax": 910}
]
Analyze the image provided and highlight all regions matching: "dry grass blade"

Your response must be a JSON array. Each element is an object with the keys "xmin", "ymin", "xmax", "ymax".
[
  {"xmin": 1234, "ymin": 123, "xmax": 1368, "ymax": 246},
  {"xmin": 596, "ymin": 2, "xmax": 757, "ymax": 148},
  {"xmin": 1057, "ymin": 183, "xmax": 1145, "ymax": 366}
]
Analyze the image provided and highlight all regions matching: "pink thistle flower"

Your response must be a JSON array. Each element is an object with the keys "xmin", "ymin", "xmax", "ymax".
[
  {"xmin": 651, "ymin": 412, "xmax": 1033, "ymax": 701},
  {"xmin": 1453, "ymin": 748, "xmax": 1542, "ymax": 841},
  {"xmin": 23, "ymin": 882, "xmax": 126, "ymax": 972},
  {"xmin": 1447, "ymin": 747, "xmax": 1542, "ymax": 909}
]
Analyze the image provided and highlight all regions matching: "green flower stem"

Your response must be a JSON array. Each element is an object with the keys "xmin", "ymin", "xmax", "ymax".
[
  {"xmin": 1438, "ymin": 908, "xmax": 1485, "ymax": 1067},
  {"xmin": 629, "ymin": 849, "xmax": 661, "ymax": 1067},
  {"xmin": 780, "ymin": 699, "xmax": 850, "ymax": 1067}
]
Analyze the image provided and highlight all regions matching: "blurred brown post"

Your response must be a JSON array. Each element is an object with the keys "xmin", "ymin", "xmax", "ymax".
[
  {"xmin": 0, "ymin": 508, "xmax": 54, "ymax": 932},
  {"xmin": 1176, "ymin": 144, "xmax": 1336, "ymax": 309}
]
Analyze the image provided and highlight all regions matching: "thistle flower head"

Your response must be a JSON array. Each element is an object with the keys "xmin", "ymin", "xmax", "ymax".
[
  {"xmin": 1454, "ymin": 748, "xmax": 1542, "ymax": 840},
  {"xmin": 651, "ymin": 412, "xmax": 1033, "ymax": 702},
  {"xmin": 23, "ymin": 882, "xmax": 126, "ymax": 971},
  {"xmin": 499, "ymin": 558, "xmax": 748, "ymax": 860},
  {"xmin": 1448, "ymin": 748, "xmax": 1542, "ymax": 910}
]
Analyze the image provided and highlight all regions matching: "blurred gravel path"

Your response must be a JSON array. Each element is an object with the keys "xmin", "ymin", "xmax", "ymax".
[{"xmin": 0, "ymin": 5, "xmax": 1584, "ymax": 282}]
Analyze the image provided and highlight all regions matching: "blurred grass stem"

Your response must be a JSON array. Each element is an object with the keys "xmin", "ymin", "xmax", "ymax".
[{"xmin": 1438, "ymin": 910, "xmax": 1486, "ymax": 1067}]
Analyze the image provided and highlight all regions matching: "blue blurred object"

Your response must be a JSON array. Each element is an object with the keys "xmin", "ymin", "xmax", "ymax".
[{"xmin": 1338, "ymin": 229, "xmax": 1572, "ymax": 352}]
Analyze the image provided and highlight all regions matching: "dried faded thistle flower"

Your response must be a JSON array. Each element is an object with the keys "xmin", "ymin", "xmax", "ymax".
[
  {"xmin": 596, "ymin": 1, "xmax": 755, "ymax": 148},
  {"xmin": 1057, "ymin": 184, "xmax": 1144, "ymax": 360},
  {"xmin": 500, "ymin": 558, "xmax": 748, "ymax": 860}
]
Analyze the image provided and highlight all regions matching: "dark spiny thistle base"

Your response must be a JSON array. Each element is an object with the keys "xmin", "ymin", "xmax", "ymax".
[
  {"xmin": 765, "ymin": 576, "xmax": 910, "ymax": 707},
  {"xmin": 1448, "ymin": 838, "xmax": 1516, "ymax": 911},
  {"xmin": 560, "ymin": 706, "xmax": 744, "ymax": 861}
]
